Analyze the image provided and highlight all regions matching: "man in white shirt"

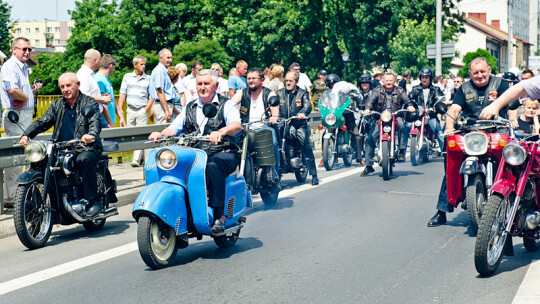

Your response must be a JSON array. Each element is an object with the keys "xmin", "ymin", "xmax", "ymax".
[
  {"xmin": 183, "ymin": 61, "xmax": 202, "ymax": 101},
  {"xmin": 290, "ymin": 62, "xmax": 312, "ymax": 96},
  {"xmin": 211, "ymin": 63, "xmax": 229, "ymax": 97}
]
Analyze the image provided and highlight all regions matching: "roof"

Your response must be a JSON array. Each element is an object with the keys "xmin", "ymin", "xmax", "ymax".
[{"xmin": 465, "ymin": 17, "xmax": 530, "ymax": 45}]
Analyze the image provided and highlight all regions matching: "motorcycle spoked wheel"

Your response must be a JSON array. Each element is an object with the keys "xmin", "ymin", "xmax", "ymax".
[
  {"xmin": 295, "ymin": 155, "xmax": 308, "ymax": 183},
  {"xmin": 381, "ymin": 141, "xmax": 391, "ymax": 181},
  {"xmin": 322, "ymin": 137, "xmax": 336, "ymax": 171},
  {"xmin": 410, "ymin": 136, "xmax": 420, "ymax": 166},
  {"xmin": 83, "ymin": 171, "xmax": 107, "ymax": 232},
  {"xmin": 465, "ymin": 173, "xmax": 486, "ymax": 236},
  {"xmin": 214, "ymin": 229, "xmax": 240, "ymax": 248},
  {"xmin": 137, "ymin": 215, "xmax": 178, "ymax": 270},
  {"xmin": 14, "ymin": 181, "xmax": 53, "ymax": 250},
  {"xmin": 474, "ymin": 193, "xmax": 510, "ymax": 276},
  {"xmin": 257, "ymin": 168, "xmax": 279, "ymax": 205}
]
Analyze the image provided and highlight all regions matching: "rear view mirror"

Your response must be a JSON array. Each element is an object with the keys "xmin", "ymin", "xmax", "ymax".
[
  {"xmin": 268, "ymin": 96, "xmax": 280, "ymax": 107},
  {"xmin": 434, "ymin": 101, "xmax": 448, "ymax": 115},
  {"xmin": 7, "ymin": 111, "xmax": 19, "ymax": 124},
  {"xmin": 202, "ymin": 103, "xmax": 218, "ymax": 118}
]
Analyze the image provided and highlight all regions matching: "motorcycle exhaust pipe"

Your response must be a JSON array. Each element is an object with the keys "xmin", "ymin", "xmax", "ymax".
[
  {"xmin": 290, "ymin": 157, "xmax": 302, "ymax": 168},
  {"xmin": 62, "ymin": 194, "xmax": 85, "ymax": 222},
  {"xmin": 338, "ymin": 144, "xmax": 350, "ymax": 154},
  {"xmin": 93, "ymin": 206, "xmax": 119, "ymax": 220},
  {"xmin": 525, "ymin": 211, "xmax": 540, "ymax": 230}
]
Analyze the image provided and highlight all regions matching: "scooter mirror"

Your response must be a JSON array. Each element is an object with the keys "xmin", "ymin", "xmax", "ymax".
[
  {"xmin": 202, "ymin": 103, "xmax": 218, "ymax": 118},
  {"xmin": 7, "ymin": 111, "xmax": 19, "ymax": 124},
  {"xmin": 81, "ymin": 106, "xmax": 96, "ymax": 119},
  {"xmin": 434, "ymin": 101, "xmax": 448, "ymax": 115},
  {"xmin": 268, "ymin": 96, "xmax": 280, "ymax": 107}
]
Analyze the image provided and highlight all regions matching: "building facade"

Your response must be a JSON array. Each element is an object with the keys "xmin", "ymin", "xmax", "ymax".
[{"xmin": 11, "ymin": 21, "xmax": 74, "ymax": 49}]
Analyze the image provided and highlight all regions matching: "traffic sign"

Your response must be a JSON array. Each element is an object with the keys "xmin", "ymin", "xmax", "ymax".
[{"xmin": 426, "ymin": 43, "xmax": 455, "ymax": 59}]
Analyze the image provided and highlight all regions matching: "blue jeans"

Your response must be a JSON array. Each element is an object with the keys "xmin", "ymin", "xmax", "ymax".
[{"xmin": 427, "ymin": 117, "xmax": 444, "ymax": 150}]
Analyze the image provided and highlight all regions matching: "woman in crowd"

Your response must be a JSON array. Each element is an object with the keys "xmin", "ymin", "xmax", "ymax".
[
  {"xmin": 515, "ymin": 98, "xmax": 540, "ymax": 136},
  {"xmin": 266, "ymin": 65, "xmax": 284, "ymax": 92},
  {"xmin": 167, "ymin": 66, "xmax": 184, "ymax": 118}
]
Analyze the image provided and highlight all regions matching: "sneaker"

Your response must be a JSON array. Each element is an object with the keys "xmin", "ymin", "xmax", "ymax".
[
  {"xmin": 131, "ymin": 162, "xmax": 141, "ymax": 167},
  {"xmin": 361, "ymin": 165, "xmax": 375, "ymax": 176}
]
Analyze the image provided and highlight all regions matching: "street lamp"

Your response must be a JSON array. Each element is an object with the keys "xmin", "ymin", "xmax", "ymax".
[{"xmin": 341, "ymin": 52, "xmax": 350, "ymax": 81}]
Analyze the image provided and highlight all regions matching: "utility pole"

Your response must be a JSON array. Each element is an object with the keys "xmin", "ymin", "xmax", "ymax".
[
  {"xmin": 436, "ymin": 0, "xmax": 442, "ymax": 76},
  {"xmin": 507, "ymin": 0, "xmax": 513, "ymax": 71}
]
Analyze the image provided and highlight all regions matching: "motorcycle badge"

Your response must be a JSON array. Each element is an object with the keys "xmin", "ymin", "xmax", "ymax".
[
  {"xmin": 488, "ymin": 91, "xmax": 498, "ymax": 102},
  {"xmin": 295, "ymin": 99, "xmax": 302, "ymax": 107}
]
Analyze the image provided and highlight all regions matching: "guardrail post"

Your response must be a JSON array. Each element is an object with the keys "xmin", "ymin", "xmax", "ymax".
[{"xmin": 0, "ymin": 170, "xmax": 4, "ymax": 215}]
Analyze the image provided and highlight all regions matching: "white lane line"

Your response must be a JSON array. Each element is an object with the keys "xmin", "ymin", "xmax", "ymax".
[
  {"xmin": 0, "ymin": 242, "xmax": 137, "ymax": 296},
  {"xmin": 0, "ymin": 167, "xmax": 364, "ymax": 295},
  {"xmin": 512, "ymin": 259, "xmax": 540, "ymax": 303}
]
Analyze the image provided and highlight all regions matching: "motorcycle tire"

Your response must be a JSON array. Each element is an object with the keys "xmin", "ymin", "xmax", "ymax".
[
  {"xmin": 474, "ymin": 193, "xmax": 510, "ymax": 276},
  {"xmin": 14, "ymin": 181, "xmax": 53, "ymax": 250},
  {"xmin": 523, "ymin": 237, "xmax": 540, "ymax": 252},
  {"xmin": 465, "ymin": 173, "xmax": 486, "ymax": 236},
  {"xmin": 410, "ymin": 136, "xmax": 420, "ymax": 166},
  {"xmin": 137, "ymin": 215, "xmax": 178, "ymax": 270},
  {"xmin": 295, "ymin": 156, "xmax": 308, "ymax": 183},
  {"xmin": 261, "ymin": 187, "xmax": 279, "ymax": 205},
  {"xmin": 382, "ymin": 141, "xmax": 391, "ymax": 181},
  {"xmin": 322, "ymin": 138, "xmax": 336, "ymax": 171},
  {"xmin": 214, "ymin": 229, "xmax": 240, "ymax": 248},
  {"xmin": 83, "ymin": 171, "xmax": 107, "ymax": 232}
]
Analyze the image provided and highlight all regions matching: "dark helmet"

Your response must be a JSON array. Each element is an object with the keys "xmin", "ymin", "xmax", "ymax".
[
  {"xmin": 325, "ymin": 73, "xmax": 341, "ymax": 87},
  {"xmin": 418, "ymin": 67, "xmax": 433, "ymax": 78},
  {"xmin": 359, "ymin": 73, "xmax": 372, "ymax": 84},
  {"xmin": 502, "ymin": 72, "xmax": 518, "ymax": 84}
]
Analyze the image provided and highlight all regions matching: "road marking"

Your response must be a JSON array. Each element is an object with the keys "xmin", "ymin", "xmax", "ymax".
[
  {"xmin": 0, "ymin": 167, "xmax": 364, "ymax": 295},
  {"xmin": 0, "ymin": 242, "xmax": 137, "ymax": 296},
  {"xmin": 386, "ymin": 190, "xmax": 438, "ymax": 196},
  {"xmin": 512, "ymin": 259, "xmax": 540, "ymax": 303}
]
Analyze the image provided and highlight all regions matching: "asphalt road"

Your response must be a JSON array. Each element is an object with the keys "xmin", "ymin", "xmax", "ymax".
[{"xmin": 0, "ymin": 157, "xmax": 537, "ymax": 303}]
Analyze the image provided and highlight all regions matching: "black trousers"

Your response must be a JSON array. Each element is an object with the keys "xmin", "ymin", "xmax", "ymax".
[
  {"xmin": 76, "ymin": 150, "xmax": 99, "ymax": 201},
  {"xmin": 206, "ymin": 152, "xmax": 238, "ymax": 211},
  {"xmin": 291, "ymin": 126, "xmax": 317, "ymax": 176}
]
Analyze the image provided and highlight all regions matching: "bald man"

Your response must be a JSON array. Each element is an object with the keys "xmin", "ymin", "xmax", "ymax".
[{"xmin": 19, "ymin": 73, "xmax": 105, "ymax": 218}]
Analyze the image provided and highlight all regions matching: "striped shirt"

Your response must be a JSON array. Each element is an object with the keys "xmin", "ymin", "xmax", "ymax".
[
  {"xmin": 119, "ymin": 71, "xmax": 151, "ymax": 108},
  {"xmin": 0, "ymin": 56, "xmax": 34, "ymax": 109}
]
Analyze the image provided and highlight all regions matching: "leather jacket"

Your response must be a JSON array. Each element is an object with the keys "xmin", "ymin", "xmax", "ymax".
[
  {"xmin": 408, "ymin": 84, "xmax": 444, "ymax": 108},
  {"xmin": 277, "ymin": 86, "xmax": 311, "ymax": 127},
  {"xmin": 366, "ymin": 85, "xmax": 408, "ymax": 113},
  {"xmin": 25, "ymin": 93, "xmax": 103, "ymax": 153}
]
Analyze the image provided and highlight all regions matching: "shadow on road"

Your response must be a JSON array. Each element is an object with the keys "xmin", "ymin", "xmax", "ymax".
[
  {"xmin": 245, "ymin": 198, "xmax": 294, "ymax": 216},
  {"xmin": 42, "ymin": 220, "xmax": 132, "ymax": 248}
]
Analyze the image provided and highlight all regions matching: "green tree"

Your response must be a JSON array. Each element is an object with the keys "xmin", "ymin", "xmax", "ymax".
[
  {"xmin": 458, "ymin": 49, "xmax": 498, "ymax": 77},
  {"xmin": 0, "ymin": 0, "xmax": 13, "ymax": 55},
  {"xmin": 173, "ymin": 39, "xmax": 232, "ymax": 70}
]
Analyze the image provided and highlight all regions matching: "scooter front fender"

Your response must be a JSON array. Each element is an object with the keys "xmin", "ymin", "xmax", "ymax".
[
  {"xmin": 410, "ymin": 128, "xmax": 420, "ymax": 136},
  {"xmin": 490, "ymin": 179, "xmax": 516, "ymax": 199},
  {"xmin": 132, "ymin": 181, "xmax": 187, "ymax": 235}
]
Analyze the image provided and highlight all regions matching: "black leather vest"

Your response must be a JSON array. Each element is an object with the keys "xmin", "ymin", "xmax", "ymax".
[
  {"xmin": 184, "ymin": 94, "xmax": 228, "ymax": 135},
  {"xmin": 461, "ymin": 76, "xmax": 502, "ymax": 118},
  {"xmin": 239, "ymin": 87, "xmax": 271, "ymax": 123}
]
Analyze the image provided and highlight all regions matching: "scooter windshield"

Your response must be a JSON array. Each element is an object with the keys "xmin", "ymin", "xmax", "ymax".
[{"xmin": 319, "ymin": 90, "xmax": 350, "ymax": 109}]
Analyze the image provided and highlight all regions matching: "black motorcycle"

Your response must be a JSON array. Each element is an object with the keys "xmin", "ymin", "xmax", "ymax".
[
  {"xmin": 279, "ymin": 117, "xmax": 309, "ymax": 183},
  {"xmin": 9, "ymin": 108, "xmax": 119, "ymax": 249}
]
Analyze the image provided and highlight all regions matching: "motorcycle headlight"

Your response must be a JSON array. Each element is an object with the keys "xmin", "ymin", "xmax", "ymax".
[
  {"xmin": 383, "ymin": 126, "xmax": 392, "ymax": 133},
  {"xmin": 463, "ymin": 132, "xmax": 488, "ymax": 156},
  {"xmin": 381, "ymin": 110, "xmax": 392, "ymax": 123},
  {"xmin": 156, "ymin": 149, "xmax": 177, "ymax": 170},
  {"xmin": 325, "ymin": 113, "xmax": 337, "ymax": 126},
  {"xmin": 503, "ymin": 143, "xmax": 527, "ymax": 166},
  {"xmin": 414, "ymin": 120, "xmax": 422, "ymax": 127},
  {"xmin": 24, "ymin": 141, "xmax": 46, "ymax": 163}
]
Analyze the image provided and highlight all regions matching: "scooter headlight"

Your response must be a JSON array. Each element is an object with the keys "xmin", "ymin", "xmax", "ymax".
[
  {"xmin": 325, "ymin": 113, "xmax": 337, "ymax": 126},
  {"xmin": 463, "ymin": 132, "xmax": 488, "ymax": 156},
  {"xmin": 503, "ymin": 143, "xmax": 527, "ymax": 166},
  {"xmin": 24, "ymin": 141, "xmax": 46, "ymax": 163},
  {"xmin": 383, "ymin": 126, "xmax": 392, "ymax": 133},
  {"xmin": 156, "ymin": 149, "xmax": 177, "ymax": 170},
  {"xmin": 414, "ymin": 120, "xmax": 422, "ymax": 127},
  {"xmin": 381, "ymin": 110, "xmax": 392, "ymax": 123}
]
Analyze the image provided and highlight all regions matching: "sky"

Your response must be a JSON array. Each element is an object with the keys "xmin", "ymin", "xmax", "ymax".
[{"xmin": 6, "ymin": 0, "xmax": 77, "ymax": 22}]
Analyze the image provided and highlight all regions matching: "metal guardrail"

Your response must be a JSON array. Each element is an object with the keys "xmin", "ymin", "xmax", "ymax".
[{"xmin": 0, "ymin": 112, "xmax": 322, "ymax": 213}]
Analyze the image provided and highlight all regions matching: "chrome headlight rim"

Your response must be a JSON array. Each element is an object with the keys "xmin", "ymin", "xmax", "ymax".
[
  {"xmin": 414, "ymin": 120, "xmax": 422, "ymax": 127},
  {"xmin": 24, "ymin": 141, "xmax": 46, "ymax": 163},
  {"xmin": 463, "ymin": 132, "xmax": 488, "ymax": 156},
  {"xmin": 503, "ymin": 143, "xmax": 527, "ymax": 166},
  {"xmin": 156, "ymin": 148, "xmax": 178, "ymax": 170},
  {"xmin": 381, "ymin": 110, "xmax": 392, "ymax": 123},
  {"xmin": 383, "ymin": 125, "xmax": 392, "ymax": 133},
  {"xmin": 324, "ymin": 113, "xmax": 337, "ymax": 126}
]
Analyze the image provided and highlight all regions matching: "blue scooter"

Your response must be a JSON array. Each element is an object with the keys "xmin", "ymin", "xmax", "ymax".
[{"xmin": 132, "ymin": 105, "xmax": 250, "ymax": 269}]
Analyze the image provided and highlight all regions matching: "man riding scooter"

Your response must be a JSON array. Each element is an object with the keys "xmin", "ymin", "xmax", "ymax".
[{"xmin": 149, "ymin": 69, "xmax": 242, "ymax": 233}]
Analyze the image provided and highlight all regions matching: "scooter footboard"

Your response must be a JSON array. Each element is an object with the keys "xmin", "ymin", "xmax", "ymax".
[
  {"xmin": 490, "ymin": 179, "xmax": 516, "ymax": 199},
  {"xmin": 224, "ymin": 174, "xmax": 248, "ymax": 225},
  {"xmin": 132, "ymin": 181, "xmax": 188, "ymax": 235}
]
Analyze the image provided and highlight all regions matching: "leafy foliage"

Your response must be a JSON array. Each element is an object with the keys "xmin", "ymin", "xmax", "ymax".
[
  {"xmin": 458, "ymin": 49, "xmax": 499, "ymax": 77},
  {"xmin": 173, "ymin": 39, "xmax": 232, "ymax": 70},
  {"xmin": 0, "ymin": 0, "xmax": 13, "ymax": 55}
]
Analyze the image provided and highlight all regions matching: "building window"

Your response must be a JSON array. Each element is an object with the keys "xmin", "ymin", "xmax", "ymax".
[
  {"xmin": 55, "ymin": 27, "xmax": 60, "ymax": 33},
  {"xmin": 54, "ymin": 39, "xmax": 60, "ymax": 45},
  {"xmin": 35, "ymin": 40, "xmax": 40, "ymax": 47},
  {"xmin": 68, "ymin": 27, "xmax": 73, "ymax": 33},
  {"xmin": 16, "ymin": 28, "xmax": 21, "ymax": 34},
  {"xmin": 35, "ymin": 28, "xmax": 39, "ymax": 34},
  {"xmin": 47, "ymin": 27, "xmax": 52, "ymax": 33},
  {"xmin": 26, "ymin": 28, "xmax": 30, "ymax": 34}
]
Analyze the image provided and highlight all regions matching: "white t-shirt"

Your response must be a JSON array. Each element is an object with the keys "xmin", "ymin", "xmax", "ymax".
[
  {"xmin": 76, "ymin": 64, "xmax": 103, "ymax": 112},
  {"xmin": 248, "ymin": 91, "xmax": 265, "ymax": 129},
  {"xmin": 298, "ymin": 72, "xmax": 312, "ymax": 91},
  {"xmin": 218, "ymin": 77, "xmax": 229, "ymax": 96},
  {"xmin": 182, "ymin": 74, "xmax": 198, "ymax": 99}
]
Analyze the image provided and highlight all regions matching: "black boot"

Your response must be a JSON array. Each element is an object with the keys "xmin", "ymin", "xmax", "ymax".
[
  {"xmin": 427, "ymin": 211, "xmax": 447, "ymax": 227},
  {"xmin": 361, "ymin": 165, "xmax": 375, "ymax": 176},
  {"xmin": 86, "ymin": 199, "xmax": 103, "ymax": 218},
  {"xmin": 312, "ymin": 175, "xmax": 319, "ymax": 186}
]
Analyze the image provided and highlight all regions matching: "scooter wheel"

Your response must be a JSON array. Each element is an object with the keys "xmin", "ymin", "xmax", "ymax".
[
  {"xmin": 137, "ymin": 215, "xmax": 178, "ymax": 269},
  {"xmin": 214, "ymin": 229, "xmax": 240, "ymax": 248}
]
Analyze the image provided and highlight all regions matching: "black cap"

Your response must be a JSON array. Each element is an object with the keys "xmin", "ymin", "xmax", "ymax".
[{"xmin": 319, "ymin": 70, "xmax": 327, "ymax": 75}]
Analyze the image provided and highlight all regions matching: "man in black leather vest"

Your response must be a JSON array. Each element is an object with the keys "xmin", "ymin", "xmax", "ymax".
[
  {"xmin": 149, "ymin": 69, "xmax": 242, "ymax": 233},
  {"xmin": 19, "ymin": 73, "xmax": 104, "ymax": 217},
  {"xmin": 276, "ymin": 71, "xmax": 319, "ymax": 185}
]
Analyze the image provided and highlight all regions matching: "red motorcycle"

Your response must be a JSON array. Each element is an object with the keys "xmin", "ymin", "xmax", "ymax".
[
  {"xmin": 409, "ymin": 105, "xmax": 438, "ymax": 166},
  {"xmin": 474, "ymin": 126, "xmax": 540, "ymax": 276},
  {"xmin": 369, "ymin": 109, "xmax": 408, "ymax": 181},
  {"xmin": 443, "ymin": 111, "xmax": 511, "ymax": 235}
]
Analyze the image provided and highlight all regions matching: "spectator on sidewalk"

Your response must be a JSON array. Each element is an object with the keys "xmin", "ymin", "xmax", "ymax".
[
  {"xmin": 149, "ymin": 48, "xmax": 177, "ymax": 123},
  {"xmin": 94, "ymin": 54, "xmax": 118, "ymax": 128},
  {"xmin": 311, "ymin": 70, "xmax": 328, "ymax": 109},
  {"xmin": 167, "ymin": 66, "xmax": 184, "ymax": 117},
  {"xmin": 229, "ymin": 60, "xmax": 248, "ymax": 98},
  {"xmin": 1, "ymin": 37, "xmax": 42, "ymax": 208},
  {"xmin": 117, "ymin": 55, "xmax": 153, "ymax": 167},
  {"xmin": 211, "ymin": 63, "xmax": 229, "ymax": 98},
  {"xmin": 290, "ymin": 62, "xmax": 312, "ymax": 96},
  {"xmin": 267, "ymin": 65, "xmax": 284, "ymax": 92},
  {"xmin": 182, "ymin": 61, "xmax": 202, "ymax": 101}
]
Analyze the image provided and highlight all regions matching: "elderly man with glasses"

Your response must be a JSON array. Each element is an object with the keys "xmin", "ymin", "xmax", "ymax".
[{"xmin": 0, "ymin": 37, "xmax": 42, "ymax": 208}]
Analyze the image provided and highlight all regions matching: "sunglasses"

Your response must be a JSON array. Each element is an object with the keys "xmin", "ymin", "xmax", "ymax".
[{"xmin": 15, "ymin": 47, "xmax": 32, "ymax": 52}]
